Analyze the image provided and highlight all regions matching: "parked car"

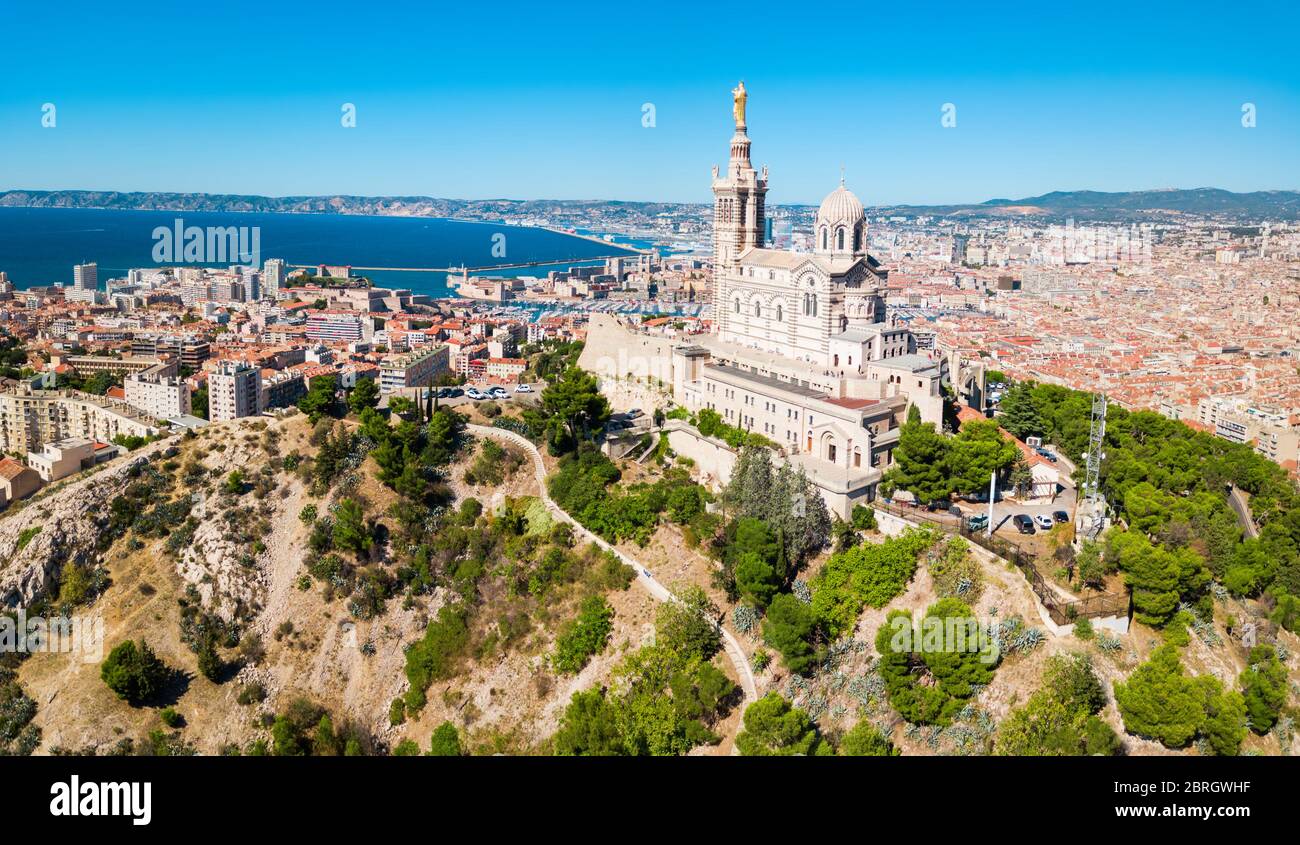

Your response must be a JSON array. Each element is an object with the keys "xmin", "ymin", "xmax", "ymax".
[
  {"xmin": 1053, "ymin": 510, "xmax": 1070, "ymax": 524},
  {"xmin": 1034, "ymin": 514, "xmax": 1055, "ymax": 530},
  {"xmin": 626, "ymin": 408, "xmax": 644, "ymax": 419},
  {"xmin": 466, "ymin": 388, "xmax": 485, "ymax": 400},
  {"xmin": 490, "ymin": 387, "xmax": 509, "ymax": 399},
  {"xmin": 1013, "ymin": 514, "xmax": 1036, "ymax": 534},
  {"xmin": 514, "ymin": 384, "xmax": 533, "ymax": 393},
  {"xmin": 966, "ymin": 514, "xmax": 989, "ymax": 531},
  {"xmin": 1035, "ymin": 448, "xmax": 1058, "ymax": 462},
  {"xmin": 947, "ymin": 505, "xmax": 963, "ymax": 518},
  {"xmin": 924, "ymin": 499, "xmax": 949, "ymax": 512}
]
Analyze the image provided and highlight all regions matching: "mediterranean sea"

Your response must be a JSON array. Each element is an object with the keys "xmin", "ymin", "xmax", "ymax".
[{"xmin": 0, "ymin": 207, "xmax": 644, "ymax": 298}]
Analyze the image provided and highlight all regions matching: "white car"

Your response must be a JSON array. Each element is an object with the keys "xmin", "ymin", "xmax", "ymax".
[
  {"xmin": 514, "ymin": 384, "xmax": 533, "ymax": 393},
  {"xmin": 1033, "ymin": 514, "xmax": 1055, "ymax": 530},
  {"xmin": 466, "ymin": 388, "xmax": 485, "ymax": 400}
]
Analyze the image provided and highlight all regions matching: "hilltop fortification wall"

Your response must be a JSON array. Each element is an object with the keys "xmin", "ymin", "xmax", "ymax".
[{"xmin": 577, "ymin": 313, "xmax": 681, "ymax": 412}]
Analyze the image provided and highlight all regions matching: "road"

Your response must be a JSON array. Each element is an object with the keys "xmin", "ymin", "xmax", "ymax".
[{"xmin": 466, "ymin": 424, "xmax": 759, "ymax": 710}]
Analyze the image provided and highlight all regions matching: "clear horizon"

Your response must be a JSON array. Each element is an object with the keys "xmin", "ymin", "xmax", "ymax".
[
  {"xmin": 3, "ymin": 185, "xmax": 1299, "ymax": 210},
  {"xmin": 2, "ymin": 1, "xmax": 1297, "ymax": 206}
]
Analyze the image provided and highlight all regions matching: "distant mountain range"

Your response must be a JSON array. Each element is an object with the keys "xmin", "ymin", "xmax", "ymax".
[
  {"xmin": 2, "ymin": 187, "xmax": 1298, "ymax": 221},
  {"xmin": 871, "ymin": 188, "xmax": 1300, "ymax": 220}
]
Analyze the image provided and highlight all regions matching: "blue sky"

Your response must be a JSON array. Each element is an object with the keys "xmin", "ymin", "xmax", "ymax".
[{"xmin": 1, "ymin": 0, "xmax": 1297, "ymax": 205}]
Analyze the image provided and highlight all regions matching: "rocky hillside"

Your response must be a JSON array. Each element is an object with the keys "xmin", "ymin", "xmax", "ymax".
[{"xmin": 4, "ymin": 411, "xmax": 680, "ymax": 756}]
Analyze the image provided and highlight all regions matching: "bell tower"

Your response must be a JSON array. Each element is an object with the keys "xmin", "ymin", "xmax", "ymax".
[{"xmin": 711, "ymin": 81, "xmax": 767, "ymax": 278}]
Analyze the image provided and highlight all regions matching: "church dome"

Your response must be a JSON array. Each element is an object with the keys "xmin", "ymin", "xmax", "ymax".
[
  {"xmin": 814, "ymin": 181, "xmax": 867, "ymax": 255},
  {"xmin": 816, "ymin": 183, "xmax": 864, "ymax": 228}
]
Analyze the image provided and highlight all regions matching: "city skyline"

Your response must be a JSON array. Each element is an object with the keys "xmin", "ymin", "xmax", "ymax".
[{"xmin": 2, "ymin": 1, "xmax": 1298, "ymax": 206}]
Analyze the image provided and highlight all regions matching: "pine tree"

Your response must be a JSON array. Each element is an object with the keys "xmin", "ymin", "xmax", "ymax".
[
  {"xmin": 883, "ymin": 408, "xmax": 951, "ymax": 503},
  {"xmin": 1114, "ymin": 645, "xmax": 1206, "ymax": 748},
  {"xmin": 1239, "ymin": 645, "xmax": 1287, "ymax": 733}
]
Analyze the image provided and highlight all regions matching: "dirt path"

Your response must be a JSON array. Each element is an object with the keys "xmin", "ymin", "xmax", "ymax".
[{"xmin": 466, "ymin": 425, "xmax": 759, "ymax": 710}]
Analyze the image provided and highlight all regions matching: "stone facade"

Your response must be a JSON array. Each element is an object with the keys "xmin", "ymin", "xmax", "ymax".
[{"xmin": 579, "ymin": 85, "xmax": 956, "ymax": 512}]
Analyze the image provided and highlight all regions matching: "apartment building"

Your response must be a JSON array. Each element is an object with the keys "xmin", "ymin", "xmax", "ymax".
[
  {"xmin": 0, "ymin": 386, "xmax": 159, "ymax": 454},
  {"xmin": 207, "ymin": 361, "xmax": 263, "ymax": 421},
  {"xmin": 263, "ymin": 258, "xmax": 286, "ymax": 301},
  {"xmin": 131, "ymin": 334, "xmax": 212, "ymax": 369},
  {"xmin": 379, "ymin": 344, "xmax": 449, "ymax": 393},
  {"xmin": 125, "ymin": 361, "xmax": 192, "ymax": 419},
  {"xmin": 1255, "ymin": 426, "xmax": 1300, "ymax": 469},
  {"xmin": 260, "ymin": 368, "xmax": 307, "ymax": 410},
  {"xmin": 54, "ymin": 354, "xmax": 172, "ymax": 379},
  {"xmin": 306, "ymin": 312, "xmax": 369, "ymax": 343},
  {"xmin": 485, "ymin": 357, "xmax": 527, "ymax": 382}
]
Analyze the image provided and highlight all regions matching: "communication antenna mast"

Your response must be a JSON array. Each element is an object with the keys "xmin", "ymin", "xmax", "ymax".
[{"xmin": 1081, "ymin": 392, "xmax": 1108, "ymax": 539}]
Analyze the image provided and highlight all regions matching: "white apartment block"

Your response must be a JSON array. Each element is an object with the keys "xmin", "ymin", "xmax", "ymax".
[
  {"xmin": 208, "ymin": 361, "xmax": 263, "ymax": 421},
  {"xmin": 125, "ymin": 362, "xmax": 192, "ymax": 419},
  {"xmin": 306, "ymin": 312, "xmax": 368, "ymax": 343},
  {"xmin": 73, "ymin": 262, "xmax": 98, "ymax": 292},
  {"xmin": 263, "ymin": 258, "xmax": 286, "ymax": 300}
]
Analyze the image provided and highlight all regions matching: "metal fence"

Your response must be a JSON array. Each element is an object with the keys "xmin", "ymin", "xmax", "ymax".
[{"xmin": 872, "ymin": 501, "xmax": 1130, "ymax": 625}]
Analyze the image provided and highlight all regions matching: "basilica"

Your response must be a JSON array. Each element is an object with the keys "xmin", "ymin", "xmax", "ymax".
[{"xmin": 580, "ymin": 84, "xmax": 950, "ymax": 516}]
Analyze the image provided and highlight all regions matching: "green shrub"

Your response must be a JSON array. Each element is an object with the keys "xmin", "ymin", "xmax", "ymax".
[
  {"xmin": 100, "ymin": 640, "xmax": 169, "ymax": 705},
  {"xmin": 1240, "ymin": 645, "xmax": 1287, "ymax": 733},
  {"xmin": 1073, "ymin": 617, "xmax": 1095, "ymax": 640},
  {"xmin": 875, "ymin": 600, "xmax": 998, "ymax": 726},
  {"xmin": 838, "ymin": 720, "xmax": 898, "ymax": 756},
  {"xmin": 735, "ymin": 693, "xmax": 831, "ymax": 756},
  {"xmin": 429, "ymin": 721, "xmax": 463, "ymax": 756},
  {"xmin": 812, "ymin": 527, "xmax": 937, "ymax": 637},
  {"xmin": 1114, "ymin": 644, "xmax": 1246, "ymax": 754},
  {"xmin": 995, "ymin": 654, "xmax": 1118, "ymax": 755},
  {"xmin": 404, "ymin": 605, "xmax": 470, "ymax": 701},
  {"xmin": 552, "ymin": 596, "xmax": 615, "ymax": 674}
]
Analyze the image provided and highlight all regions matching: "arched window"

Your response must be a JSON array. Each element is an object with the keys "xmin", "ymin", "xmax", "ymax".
[
  {"xmin": 836, "ymin": 228, "xmax": 845, "ymax": 250},
  {"xmin": 820, "ymin": 228, "xmax": 827, "ymax": 250},
  {"xmin": 776, "ymin": 304, "xmax": 783, "ymax": 322},
  {"xmin": 734, "ymin": 298, "xmax": 740, "ymax": 314},
  {"xmin": 853, "ymin": 228, "xmax": 861, "ymax": 251},
  {"xmin": 754, "ymin": 301, "xmax": 761, "ymax": 318},
  {"xmin": 840, "ymin": 315, "xmax": 848, "ymax": 332}
]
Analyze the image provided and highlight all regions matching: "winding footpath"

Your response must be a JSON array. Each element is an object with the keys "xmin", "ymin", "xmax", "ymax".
[{"xmin": 468, "ymin": 424, "xmax": 759, "ymax": 708}]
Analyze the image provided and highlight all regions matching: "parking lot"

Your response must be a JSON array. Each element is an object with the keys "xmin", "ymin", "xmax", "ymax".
[
  {"xmin": 895, "ymin": 481, "xmax": 1077, "ymax": 541},
  {"xmin": 379, "ymin": 383, "xmax": 543, "ymax": 411}
]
